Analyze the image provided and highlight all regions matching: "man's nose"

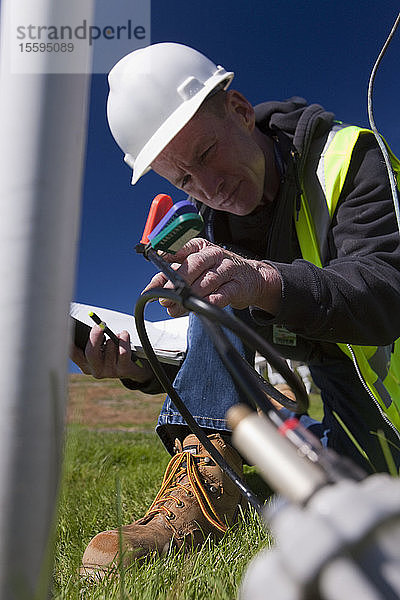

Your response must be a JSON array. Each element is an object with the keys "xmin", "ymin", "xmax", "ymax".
[{"xmin": 199, "ymin": 169, "xmax": 224, "ymax": 201}]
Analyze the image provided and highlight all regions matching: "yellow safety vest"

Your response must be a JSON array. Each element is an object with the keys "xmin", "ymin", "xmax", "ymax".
[{"xmin": 295, "ymin": 124, "xmax": 400, "ymax": 432}]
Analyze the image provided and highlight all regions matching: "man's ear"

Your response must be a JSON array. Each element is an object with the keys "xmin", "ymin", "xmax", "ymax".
[{"xmin": 225, "ymin": 90, "xmax": 255, "ymax": 132}]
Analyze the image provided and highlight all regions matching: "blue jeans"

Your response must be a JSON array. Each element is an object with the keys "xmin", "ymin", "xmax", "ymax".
[
  {"xmin": 157, "ymin": 309, "xmax": 252, "ymax": 436},
  {"xmin": 156, "ymin": 309, "xmax": 400, "ymax": 474}
]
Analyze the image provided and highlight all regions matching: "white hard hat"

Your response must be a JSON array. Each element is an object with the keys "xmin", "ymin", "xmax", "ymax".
[{"xmin": 107, "ymin": 43, "xmax": 234, "ymax": 185}]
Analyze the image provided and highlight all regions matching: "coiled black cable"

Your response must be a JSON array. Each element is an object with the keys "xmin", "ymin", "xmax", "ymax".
[{"xmin": 135, "ymin": 262, "xmax": 308, "ymax": 515}]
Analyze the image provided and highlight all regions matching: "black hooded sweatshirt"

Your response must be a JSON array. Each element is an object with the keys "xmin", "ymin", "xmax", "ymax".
[{"xmin": 197, "ymin": 97, "xmax": 400, "ymax": 365}]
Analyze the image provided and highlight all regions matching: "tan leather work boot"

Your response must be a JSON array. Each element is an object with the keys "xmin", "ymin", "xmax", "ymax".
[{"xmin": 81, "ymin": 433, "xmax": 244, "ymax": 577}]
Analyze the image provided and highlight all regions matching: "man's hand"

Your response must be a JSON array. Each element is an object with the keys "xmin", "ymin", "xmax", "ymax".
[
  {"xmin": 143, "ymin": 238, "xmax": 282, "ymax": 318},
  {"xmin": 70, "ymin": 325, "xmax": 153, "ymax": 382}
]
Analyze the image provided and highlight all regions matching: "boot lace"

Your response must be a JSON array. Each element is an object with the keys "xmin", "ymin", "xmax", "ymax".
[{"xmin": 144, "ymin": 451, "xmax": 227, "ymax": 533}]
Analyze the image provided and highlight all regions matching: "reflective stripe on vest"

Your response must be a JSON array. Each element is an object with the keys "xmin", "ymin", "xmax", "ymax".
[{"xmin": 295, "ymin": 124, "xmax": 400, "ymax": 431}]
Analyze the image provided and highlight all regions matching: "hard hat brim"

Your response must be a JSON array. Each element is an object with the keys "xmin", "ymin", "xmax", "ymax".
[{"xmin": 127, "ymin": 71, "xmax": 234, "ymax": 185}]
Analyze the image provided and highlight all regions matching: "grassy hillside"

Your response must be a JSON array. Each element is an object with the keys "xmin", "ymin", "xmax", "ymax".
[{"xmin": 67, "ymin": 373, "xmax": 167, "ymax": 431}]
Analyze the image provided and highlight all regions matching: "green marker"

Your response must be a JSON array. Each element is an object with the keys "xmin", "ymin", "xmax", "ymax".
[{"xmin": 149, "ymin": 213, "xmax": 204, "ymax": 253}]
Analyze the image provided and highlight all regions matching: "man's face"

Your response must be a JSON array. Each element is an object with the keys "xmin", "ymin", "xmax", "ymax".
[{"xmin": 151, "ymin": 91, "xmax": 267, "ymax": 216}]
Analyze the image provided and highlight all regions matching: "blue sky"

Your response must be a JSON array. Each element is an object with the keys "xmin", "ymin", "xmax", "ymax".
[{"xmin": 72, "ymin": 1, "xmax": 400, "ymax": 370}]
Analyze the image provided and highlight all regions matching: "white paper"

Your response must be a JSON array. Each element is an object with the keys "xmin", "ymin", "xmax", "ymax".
[{"xmin": 70, "ymin": 301, "xmax": 188, "ymax": 364}]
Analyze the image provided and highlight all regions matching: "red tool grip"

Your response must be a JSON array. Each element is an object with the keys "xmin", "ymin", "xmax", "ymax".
[{"xmin": 140, "ymin": 194, "xmax": 173, "ymax": 244}]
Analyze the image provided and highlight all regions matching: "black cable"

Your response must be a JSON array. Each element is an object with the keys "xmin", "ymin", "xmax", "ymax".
[
  {"xmin": 135, "ymin": 289, "xmax": 264, "ymax": 515},
  {"xmin": 134, "ymin": 247, "xmax": 309, "ymax": 511},
  {"xmin": 144, "ymin": 247, "xmax": 308, "ymax": 412},
  {"xmin": 197, "ymin": 315, "xmax": 284, "ymax": 416},
  {"xmin": 136, "ymin": 241, "xmax": 368, "ymax": 508},
  {"xmin": 367, "ymin": 12, "xmax": 400, "ymax": 232},
  {"xmin": 185, "ymin": 295, "xmax": 308, "ymax": 413}
]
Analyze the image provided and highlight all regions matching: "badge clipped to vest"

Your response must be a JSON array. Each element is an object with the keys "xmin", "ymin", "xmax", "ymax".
[{"xmin": 273, "ymin": 325, "xmax": 297, "ymax": 347}]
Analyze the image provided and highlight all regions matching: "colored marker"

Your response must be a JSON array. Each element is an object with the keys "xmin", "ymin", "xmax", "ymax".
[
  {"xmin": 147, "ymin": 200, "xmax": 197, "ymax": 241},
  {"xmin": 149, "ymin": 212, "xmax": 204, "ymax": 253},
  {"xmin": 140, "ymin": 194, "xmax": 173, "ymax": 244}
]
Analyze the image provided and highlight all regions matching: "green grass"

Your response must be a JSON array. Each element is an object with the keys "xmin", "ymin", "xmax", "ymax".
[
  {"xmin": 54, "ymin": 427, "xmax": 271, "ymax": 599},
  {"xmin": 54, "ymin": 384, "xmax": 324, "ymax": 598}
]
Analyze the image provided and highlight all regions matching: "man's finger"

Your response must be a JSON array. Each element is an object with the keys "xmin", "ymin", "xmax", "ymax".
[
  {"xmin": 142, "ymin": 271, "xmax": 169, "ymax": 293},
  {"xmin": 117, "ymin": 330, "xmax": 132, "ymax": 364},
  {"xmin": 70, "ymin": 345, "xmax": 89, "ymax": 372},
  {"xmin": 85, "ymin": 324, "xmax": 106, "ymax": 374},
  {"xmin": 167, "ymin": 244, "xmax": 226, "ymax": 289},
  {"xmin": 142, "ymin": 262, "xmax": 184, "ymax": 293},
  {"xmin": 165, "ymin": 303, "xmax": 187, "ymax": 318},
  {"xmin": 171, "ymin": 237, "xmax": 210, "ymax": 261},
  {"xmin": 102, "ymin": 338, "xmax": 119, "ymax": 376}
]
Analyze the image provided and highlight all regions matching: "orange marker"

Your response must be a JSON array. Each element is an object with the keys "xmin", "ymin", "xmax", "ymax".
[{"xmin": 140, "ymin": 194, "xmax": 173, "ymax": 244}]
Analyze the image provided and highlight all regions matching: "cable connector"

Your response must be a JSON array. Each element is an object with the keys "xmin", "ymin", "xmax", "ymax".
[{"xmin": 135, "ymin": 242, "xmax": 147, "ymax": 256}]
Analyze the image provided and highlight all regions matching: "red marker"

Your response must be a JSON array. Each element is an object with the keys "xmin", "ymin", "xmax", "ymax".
[{"xmin": 140, "ymin": 194, "xmax": 173, "ymax": 244}]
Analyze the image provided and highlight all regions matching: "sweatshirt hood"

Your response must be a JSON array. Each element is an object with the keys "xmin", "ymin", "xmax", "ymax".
[{"xmin": 254, "ymin": 96, "xmax": 335, "ymax": 161}]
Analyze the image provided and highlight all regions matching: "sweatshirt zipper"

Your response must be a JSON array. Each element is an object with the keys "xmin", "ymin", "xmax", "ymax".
[
  {"xmin": 346, "ymin": 344, "xmax": 400, "ymax": 442},
  {"xmin": 290, "ymin": 147, "xmax": 303, "ymax": 220}
]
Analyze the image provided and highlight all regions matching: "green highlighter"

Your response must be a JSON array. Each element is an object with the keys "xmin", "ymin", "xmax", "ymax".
[{"xmin": 149, "ymin": 212, "xmax": 204, "ymax": 253}]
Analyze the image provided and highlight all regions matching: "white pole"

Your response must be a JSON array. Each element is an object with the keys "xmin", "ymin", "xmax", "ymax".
[{"xmin": 0, "ymin": 0, "xmax": 93, "ymax": 597}]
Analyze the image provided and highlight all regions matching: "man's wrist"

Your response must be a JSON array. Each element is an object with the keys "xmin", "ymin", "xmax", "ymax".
[{"xmin": 251, "ymin": 261, "xmax": 282, "ymax": 315}]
